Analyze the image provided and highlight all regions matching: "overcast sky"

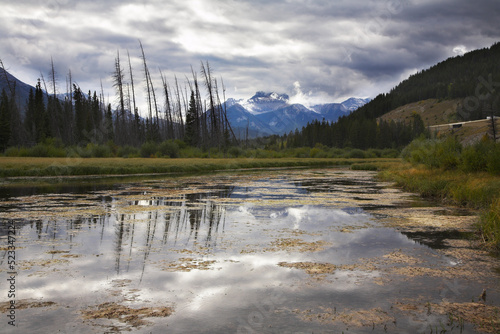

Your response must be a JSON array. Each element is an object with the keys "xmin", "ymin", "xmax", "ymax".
[{"xmin": 1, "ymin": 0, "xmax": 499, "ymax": 110}]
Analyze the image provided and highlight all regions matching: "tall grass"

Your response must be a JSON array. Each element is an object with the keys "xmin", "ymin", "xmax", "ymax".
[
  {"xmin": 479, "ymin": 198, "xmax": 500, "ymax": 249},
  {"xmin": 387, "ymin": 136, "xmax": 500, "ymax": 251}
]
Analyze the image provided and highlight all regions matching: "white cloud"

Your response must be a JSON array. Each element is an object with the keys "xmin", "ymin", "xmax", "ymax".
[{"xmin": 452, "ymin": 45, "xmax": 468, "ymax": 56}]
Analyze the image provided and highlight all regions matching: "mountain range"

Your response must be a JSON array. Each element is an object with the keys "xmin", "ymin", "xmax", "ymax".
[{"xmin": 226, "ymin": 92, "xmax": 370, "ymax": 138}]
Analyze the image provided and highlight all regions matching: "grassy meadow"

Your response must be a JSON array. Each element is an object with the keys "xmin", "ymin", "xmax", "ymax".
[{"xmin": 0, "ymin": 156, "xmax": 400, "ymax": 178}]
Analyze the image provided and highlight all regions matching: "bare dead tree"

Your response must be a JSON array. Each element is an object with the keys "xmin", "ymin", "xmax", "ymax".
[
  {"xmin": 149, "ymin": 70, "xmax": 160, "ymax": 133},
  {"xmin": 50, "ymin": 57, "xmax": 57, "ymax": 97},
  {"xmin": 48, "ymin": 57, "xmax": 62, "ymax": 139},
  {"xmin": 159, "ymin": 69, "xmax": 174, "ymax": 139},
  {"xmin": 191, "ymin": 66, "xmax": 204, "ymax": 146},
  {"xmin": 220, "ymin": 77, "xmax": 238, "ymax": 145},
  {"xmin": 113, "ymin": 50, "xmax": 126, "ymax": 144},
  {"xmin": 127, "ymin": 50, "xmax": 137, "ymax": 117},
  {"xmin": 139, "ymin": 40, "xmax": 153, "ymax": 126},
  {"xmin": 201, "ymin": 61, "xmax": 218, "ymax": 147},
  {"xmin": 39, "ymin": 72, "xmax": 49, "ymax": 95},
  {"xmin": 174, "ymin": 75, "xmax": 185, "ymax": 138}
]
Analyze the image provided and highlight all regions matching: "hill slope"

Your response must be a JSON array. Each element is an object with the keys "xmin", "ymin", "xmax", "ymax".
[
  {"xmin": 0, "ymin": 67, "xmax": 38, "ymax": 112},
  {"xmin": 354, "ymin": 42, "xmax": 500, "ymax": 122},
  {"xmin": 283, "ymin": 42, "xmax": 500, "ymax": 149}
]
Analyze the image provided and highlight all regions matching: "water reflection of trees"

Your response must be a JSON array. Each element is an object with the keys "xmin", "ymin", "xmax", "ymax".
[
  {"xmin": 113, "ymin": 186, "xmax": 234, "ymax": 274},
  {"xmin": 4, "ymin": 186, "xmax": 234, "ymax": 275}
]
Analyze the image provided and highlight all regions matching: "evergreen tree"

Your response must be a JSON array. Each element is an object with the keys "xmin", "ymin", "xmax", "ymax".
[
  {"xmin": 184, "ymin": 91, "xmax": 198, "ymax": 146},
  {"xmin": 0, "ymin": 89, "xmax": 11, "ymax": 151},
  {"xmin": 25, "ymin": 88, "xmax": 36, "ymax": 143},
  {"xmin": 410, "ymin": 112, "xmax": 426, "ymax": 138},
  {"xmin": 33, "ymin": 80, "xmax": 47, "ymax": 142},
  {"xmin": 73, "ymin": 84, "xmax": 86, "ymax": 143},
  {"xmin": 105, "ymin": 103, "xmax": 114, "ymax": 142}
]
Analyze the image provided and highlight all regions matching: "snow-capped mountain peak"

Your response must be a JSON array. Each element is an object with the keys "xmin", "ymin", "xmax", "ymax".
[
  {"xmin": 241, "ymin": 91, "xmax": 290, "ymax": 114},
  {"xmin": 341, "ymin": 97, "xmax": 371, "ymax": 111},
  {"xmin": 225, "ymin": 91, "xmax": 370, "ymax": 138}
]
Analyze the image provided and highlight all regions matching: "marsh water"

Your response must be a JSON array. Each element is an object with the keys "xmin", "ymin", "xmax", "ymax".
[{"xmin": 0, "ymin": 169, "xmax": 499, "ymax": 333}]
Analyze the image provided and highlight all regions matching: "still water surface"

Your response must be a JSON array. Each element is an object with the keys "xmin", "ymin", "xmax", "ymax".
[{"xmin": 0, "ymin": 169, "xmax": 499, "ymax": 333}]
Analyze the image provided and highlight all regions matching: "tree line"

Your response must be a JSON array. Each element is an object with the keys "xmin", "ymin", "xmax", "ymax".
[
  {"xmin": 0, "ymin": 42, "xmax": 237, "ymax": 153},
  {"xmin": 271, "ymin": 111, "xmax": 425, "ymax": 150}
]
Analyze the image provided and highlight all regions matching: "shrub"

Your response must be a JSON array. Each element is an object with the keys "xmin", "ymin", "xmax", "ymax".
[
  {"xmin": 207, "ymin": 147, "xmax": 223, "ymax": 158},
  {"xmin": 180, "ymin": 146, "xmax": 203, "ymax": 158},
  {"xmin": 28, "ymin": 143, "xmax": 49, "ymax": 157},
  {"xmin": 327, "ymin": 148, "xmax": 345, "ymax": 158},
  {"xmin": 4, "ymin": 147, "xmax": 20, "ymax": 157},
  {"xmin": 435, "ymin": 137, "xmax": 462, "ymax": 170},
  {"xmin": 255, "ymin": 148, "xmax": 274, "ymax": 158},
  {"xmin": 89, "ymin": 144, "xmax": 112, "ymax": 158},
  {"xmin": 402, "ymin": 137, "xmax": 461, "ymax": 170},
  {"xmin": 75, "ymin": 146, "xmax": 92, "ymax": 158},
  {"xmin": 367, "ymin": 148, "xmax": 382, "ymax": 158},
  {"xmin": 174, "ymin": 139, "xmax": 187, "ymax": 149},
  {"xmin": 380, "ymin": 148, "xmax": 400, "ymax": 158},
  {"xmin": 118, "ymin": 145, "xmax": 140, "ymax": 158},
  {"xmin": 159, "ymin": 140, "xmax": 180, "ymax": 158},
  {"xmin": 140, "ymin": 141, "xmax": 158, "ymax": 158},
  {"xmin": 228, "ymin": 146, "xmax": 244, "ymax": 158},
  {"xmin": 293, "ymin": 147, "xmax": 310, "ymax": 158},
  {"xmin": 347, "ymin": 149, "xmax": 366, "ymax": 159},
  {"xmin": 310, "ymin": 147, "xmax": 327, "ymax": 158},
  {"xmin": 461, "ymin": 141, "xmax": 490, "ymax": 172},
  {"xmin": 487, "ymin": 143, "xmax": 500, "ymax": 175}
]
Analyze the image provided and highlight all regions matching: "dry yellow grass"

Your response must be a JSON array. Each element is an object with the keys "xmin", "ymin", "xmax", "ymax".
[{"xmin": 378, "ymin": 98, "xmax": 461, "ymax": 127}]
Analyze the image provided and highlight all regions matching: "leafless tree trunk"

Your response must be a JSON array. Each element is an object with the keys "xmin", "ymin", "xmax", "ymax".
[
  {"xmin": 201, "ymin": 61, "xmax": 218, "ymax": 147},
  {"xmin": 160, "ymin": 70, "xmax": 174, "ymax": 140},
  {"xmin": 113, "ymin": 50, "xmax": 126, "ymax": 144},
  {"xmin": 174, "ymin": 75, "xmax": 185, "ymax": 139},
  {"xmin": 127, "ymin": 50, "xmax": 137, "ymax": 117},
  {"xmin": 139, "ymin": 40, "xmax": 153, "ymax": 126}
]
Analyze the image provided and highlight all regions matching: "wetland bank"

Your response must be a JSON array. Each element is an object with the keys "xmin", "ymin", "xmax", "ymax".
[{"xmin": 0, "ymin": 168, "xmax": 499, "ymax": 333}]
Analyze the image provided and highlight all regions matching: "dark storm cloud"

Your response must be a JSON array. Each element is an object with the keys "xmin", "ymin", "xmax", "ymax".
[{"xmin": 1, "ymin": 0, "xmax": 499, "ymax": 108}]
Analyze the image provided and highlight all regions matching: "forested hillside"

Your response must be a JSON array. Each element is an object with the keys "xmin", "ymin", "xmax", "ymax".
[{"xmin": 283, "ymin": 42, "xmax": 500, "ymax": 149}]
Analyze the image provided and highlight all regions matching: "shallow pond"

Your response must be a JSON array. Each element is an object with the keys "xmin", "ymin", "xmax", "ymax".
[{"xmin": 0, "ymin": 169, "xmax": 499, "ymax": 333}]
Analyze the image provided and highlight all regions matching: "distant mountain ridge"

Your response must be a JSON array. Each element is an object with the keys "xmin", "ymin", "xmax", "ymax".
[
  {"xmin": 0, "ymin": 67, "xmax": 39, "ymax": 112},
  {"xmin": 226, "ymin": 92, "xmax": 370, "ymax": 137}
]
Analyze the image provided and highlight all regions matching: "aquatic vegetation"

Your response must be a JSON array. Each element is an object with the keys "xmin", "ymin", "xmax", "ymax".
[
  {"xmin": 277, "ymin": 261, "xmax": 336, "ymax": 279},
  {"xmin": 81, "ymin": 302, "xmax": 174, "ymax": 328}
]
